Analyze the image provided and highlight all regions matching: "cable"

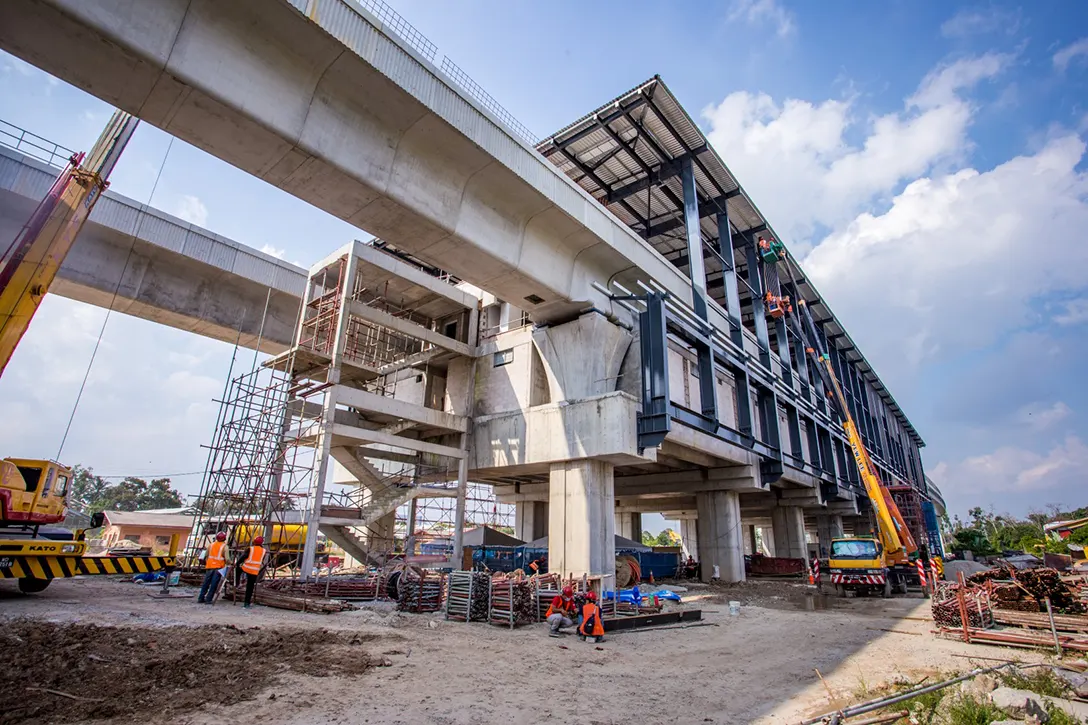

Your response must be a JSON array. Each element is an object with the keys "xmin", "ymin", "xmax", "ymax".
[
  {"xmin": 96, "ymin": 470, "xmax": 205, "ymax": 479},
  {"xmin": 56, "ymin": 135, "xmax": 176, "ymax": 460}
]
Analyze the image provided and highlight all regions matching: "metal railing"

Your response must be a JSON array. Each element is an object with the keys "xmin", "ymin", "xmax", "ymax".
[
  {"xmin": 344, "ymin": 0, "xmax": 538, "ymax": 146},
  {"xmin": 0, "ymin": 119, "xmax": 75, "ymax": 168}
]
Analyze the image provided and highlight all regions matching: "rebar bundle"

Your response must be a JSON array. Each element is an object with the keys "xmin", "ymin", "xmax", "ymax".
[
  {"xmin": 445, "ymin": 571, "xmax": 489, "ymax": 622},
  {"xmin": 397, "ymin": 569, "xmax": 445, "ymax": 613},
  {"xmin": 932, "ymin": 581, "xmax": 993, "ymax": 629},
  {"xmin": 489, "ymin": 576, "xmax": 534, "ymax": 628}
]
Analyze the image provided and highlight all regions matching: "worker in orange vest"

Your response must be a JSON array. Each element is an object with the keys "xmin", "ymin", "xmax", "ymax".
[
  {"xmin": 545, "ymin": 586, "xmax": 577, "ymax": 637},
  {"xmin": 235, "ymin": 536, "xmax": 267, "ymax": 609},
  {"xmin": 197, "ymin": 532, "xmax": 228, "ymax": 605},
  {"xmin": 577, "ymin": 590, "xmax": 606, "ymax": 644}
]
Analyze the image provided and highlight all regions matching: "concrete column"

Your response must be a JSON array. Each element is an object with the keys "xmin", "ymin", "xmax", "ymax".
[
  {"xmin": 761, "ymin": 526, "xmax": 775, "ymax": 556},
  {"xmin": 746, "ymin": 524, "xmax": 758, "ymax": 556},
  {"xmin": 614, "ymin": 511, "xmax": 643, "ymax": 542},
  {"xmin": 548, "ymin": 460, "xmax": 616, "ymax": 582},
  {"xmin": 365, "ymin": 511, "xmax": 396, "ymax": 556},
  {"xmin": 772, "ymin": 506, "xmax": 807, "ymax": 559},
  {"xmin": 696, "ymin": 490, "xmax": 745, "ymax": 583},
  {"xmin": 816, "ymin": 514, "xmax": 844, "ymax": 558},
  {"xmin": 679, "ymin": 518, "xmax": 699, "ymax": 561},
  {"xmin": 532, "ymin": 313, "xmax": 632, "ymax": 401},
  {"xmin": 515, "ymin": 501, "xmax": 548, "ymax": 543}
]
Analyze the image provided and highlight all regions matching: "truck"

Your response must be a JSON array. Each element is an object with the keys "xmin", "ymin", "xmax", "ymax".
[
  {"xmin": 781, "ymin": 264, "xmax": 921, "ymax": 597},
  {"xmin": 0, "ymin": 458, "xmax": 176, "ymax": 593}
]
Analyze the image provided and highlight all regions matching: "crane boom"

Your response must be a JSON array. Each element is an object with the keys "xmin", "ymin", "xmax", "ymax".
[
  {"xmin": 0, "ymin": 111, "xmax": 137, "ymax": 376},
  {"xmin": 783, "ymin": 266, "xmax": 917, "ymax": 563}
]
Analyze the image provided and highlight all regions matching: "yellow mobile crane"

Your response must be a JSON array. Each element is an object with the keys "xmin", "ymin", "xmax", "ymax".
[
  {"xmin": 780, "ymin": 263, "xmax": 919, "ymax": 597},
  {"xmin": 0, "ymin": 113, "xmax": 176, "ymax": 592}
]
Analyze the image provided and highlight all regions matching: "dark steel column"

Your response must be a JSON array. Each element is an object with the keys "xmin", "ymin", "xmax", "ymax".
[
  {"xmin": 680, "ymin": 157, "xmax": 718, "ymax": 423},
  {"xmin": 744, "ymin": 241, "xmax": 772, "ymax": 369},
  {"xmin": 715, "ymin": 212, "xmax": 744, "ymax": 348}
]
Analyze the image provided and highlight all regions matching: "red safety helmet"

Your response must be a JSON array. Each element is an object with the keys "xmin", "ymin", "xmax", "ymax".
[
  {"xmin": 253, "ymin": 536, "xmax": 264, "ymax": 545},
  {"xmin": 215, "ymin": 532, "xmax": 227, "ymax": 542},
  {"xmin": 561, "ymin": 586, "xmax": 573, "ymax": 598},
  {"xmin": 586, "ymin": 591, "xmax": 597, "ymax": 601}
]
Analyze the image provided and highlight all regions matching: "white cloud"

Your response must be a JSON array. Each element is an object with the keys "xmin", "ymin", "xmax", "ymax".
[
  {"xmin": 726, "ymin": 0, "xmax": 796, "ymax": 38},
  {"xmin": 174, "ymin": 194, "xmax": 208, "ymax": 227},
  {"xmin": 940, "ymin": 7, "xmax": 1021, "ymax": 38},
  {"xmin": 802, "ymin": 133, "xmax": 1088, "ymax": 373},
  {"xmin": 931, "ymin": 435, "xmax": 1088, "ymax": 494},
  {"xmin": 1053, "ymin": 298, "xmax": 1088, "ymax": 326},
  {"xmin": 1053, "ymin": 38, "xmax": 1088, "ymax": 72},
  {"xmin": 259, "ymin": 244, "xmax": 287, "ymax": 260},
  {"xmin": 1016, "ymin": 402, "xmax": 1073, "ymax": 431},
  {"xmin": 703, "ymin": 53, "xmax": 1010, "ymax": 245}
]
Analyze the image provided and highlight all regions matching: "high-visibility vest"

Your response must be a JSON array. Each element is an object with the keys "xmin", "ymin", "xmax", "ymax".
[
  {"xmin": 546, "ymin": 596, "xmax": 575, "ymax": 618},
  {"xmin": 206, "ymin": 541, "xmax": 227, "ymax": 569},
  {"xmin": 578, "ymin": 602, "xmax": 604, "ymax": 637},
  {"xmin": 240, "ymin": 545, "xmax": 265, "ymax": 576}
]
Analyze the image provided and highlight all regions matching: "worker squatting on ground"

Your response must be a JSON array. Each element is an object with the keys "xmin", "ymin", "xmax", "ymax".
[
  {"xmin": 545, "ymin": 585, "xmax": 578, "ymax": 637},
  {"xmin": 235, "ymin": 536, "xmax": 267, "ymax": 609},
  {"xmin": 196, "ymin": 532, "xmax": 228, "ymax": 605},
  {"xmin": 578, "ymin": 591, "xmax": 605, "ymax": 644}
]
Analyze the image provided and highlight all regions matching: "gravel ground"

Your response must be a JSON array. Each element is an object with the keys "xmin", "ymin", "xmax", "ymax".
[{"xmin": 0, "ymin": 576, "xmax": 1049, "ymax": 724}]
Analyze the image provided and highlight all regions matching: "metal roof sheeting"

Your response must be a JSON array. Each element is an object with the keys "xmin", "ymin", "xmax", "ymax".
[{"xmin": 536, "ymin": 76, "xmax": 923, "ymax": 447}]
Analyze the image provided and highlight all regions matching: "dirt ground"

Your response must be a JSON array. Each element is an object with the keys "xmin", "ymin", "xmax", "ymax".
[{"xmin": 0, "ymin": 576, "xmax": 1051, "ymax": 725}]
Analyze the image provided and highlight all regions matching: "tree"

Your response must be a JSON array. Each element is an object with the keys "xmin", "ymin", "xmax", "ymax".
[
  {"xmin": 641, "ymin": 530, "xmax": 656, "ymax": 546},
  {"xmin": 69, "ymin": 466, "xmax": 110, "ymax": 512},
  {"xmin": 91, "ymin": 476, "xmax": 183, "ymax": 512},
  {"xmin": 655, "ymin": 528, "xmax": 681, "ymax": 547}
]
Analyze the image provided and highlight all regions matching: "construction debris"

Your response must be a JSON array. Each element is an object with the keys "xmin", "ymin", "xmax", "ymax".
[{"xmin": 223, "ymin": 584, "xmax": 356, "ymax": 613}]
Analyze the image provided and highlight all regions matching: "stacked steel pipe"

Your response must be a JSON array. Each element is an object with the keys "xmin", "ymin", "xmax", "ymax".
[
  {"xmin": 531, "ymin": 573, "xmax": 562, "ymax": 621},
  {"xmin": 488, "ymin": 575, "xmax": 534, "ymax": 628},
  {"xmin": 931, "ymin": 581, "xmax": 993, "ymax": 630},
  {"xmin": 397, "ymin": 569, "xmax": 445, "ymax": 613},
  {"xmin": 265, "ymin": 574, "xmax": 380, "ymax": 601},
  {"xmin": 445, "ymin": 571, "xmax": 489, "ymax": 622}
]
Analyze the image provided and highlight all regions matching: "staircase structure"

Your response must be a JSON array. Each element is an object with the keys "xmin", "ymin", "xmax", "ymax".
[{"xmin": 193, "ymin": 239, "xmax": 479, "ymax": 579}]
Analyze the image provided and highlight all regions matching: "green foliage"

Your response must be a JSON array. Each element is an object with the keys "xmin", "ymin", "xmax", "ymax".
[
  {"xmin": 946, "ymin": 694, "xmax": 1007, "ymax": 725},
  {"xmin": 951, "ymin": 528, "xmax": 996, "ymax": 556},
  {"xmin": 948, "ymin": 503, "xmax": 1087, "ymax": 556},
  {"xmin": 905, "ymin": 688, "xmax": 946, "ymax": 725},
  {"xmin": 641, "ymin": 530, "xmax": 656, "ymax": 546},
  {"xmin": 655, "ymin": 528, "xmax": 681, "ymax": 547},
  {"xmin": 68, "ymin": 466, "xmax": 183, "ymax": 513},
  {"xmin": 1000, "ymin": 668, "xmax": 1070, "ymax": 698}
]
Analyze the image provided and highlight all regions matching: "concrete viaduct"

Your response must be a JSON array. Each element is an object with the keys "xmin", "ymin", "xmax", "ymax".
[{"xmin": 0, "ymin": 0, "xmax": 931, "ymax": 582}]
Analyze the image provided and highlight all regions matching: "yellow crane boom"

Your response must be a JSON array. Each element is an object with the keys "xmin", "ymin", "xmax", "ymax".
[{"xmin": 0, "ymin": 111, "xmax": 137, "ymax": 376}]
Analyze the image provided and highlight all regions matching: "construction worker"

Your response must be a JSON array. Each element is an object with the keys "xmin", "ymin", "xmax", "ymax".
[
  {"xmin": 197, "ymin": 532, "xmax": 228, "ymax": 605},
  {"xmin": 545, "ymin": 585, "xmax": 578, "ymax": 637},
  {"xmin": 235, "ymin": 535, "xmax": 267, "ymax": 609},
  {"xmin": 578, "ymin": 590, "xmax": 606, "ymax": 644}
]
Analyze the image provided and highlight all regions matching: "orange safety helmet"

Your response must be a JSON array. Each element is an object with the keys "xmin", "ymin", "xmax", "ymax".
[
  {"xmin": 561, "ymin": 586, "xmax": 573, "ymax": 598},
  {"xmin": 253, "ymin": 536, "xmax": 264, "ymax": 545},
  {"xmin": 215, "ymin": 532, "xmax": 227, "ymax": 541}
]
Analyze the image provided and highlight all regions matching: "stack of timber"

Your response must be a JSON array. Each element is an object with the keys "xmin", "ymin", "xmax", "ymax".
[
  {"xmin": 397, "ymin": 569, "xmax": 445, "ymax": 613},
  {"xmin": 992, "ymin": 608, "xmax": 1088, "ymax": 633},
  {"xmin": 223, "ymin": 584, "xmax": 355, "ymax": 613},
  {"xmin": 445, "ymin": 571, "xmax": 489, "ymax": 622},
  {"xmin": 264, "ymin": 575, "xmax": 380, "ymax": 601},
  {"xmin": 968, "ymin": 565, "xmax": 1086, "ymax": 614},
  {"xmin": 489, "ymin": 575, "xmax": 534, "ymax": 628}
]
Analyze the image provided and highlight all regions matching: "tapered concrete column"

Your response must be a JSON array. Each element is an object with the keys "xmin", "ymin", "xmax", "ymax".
[
  {"xmin": 365, "ymin": 511, "xmax": 396, "ymax": 556},
  {"xmin": 548, "ymin": 460, "xmax": 616, "ymax": 581},
  {"xmin": 532, "ymin": 313, "xmax": 632, "ymax": 401},
  {"xmin": 697, "ymin": 490, "xmax": 745, "ymax": 583},
  {"xmin": 772, "ymin": 506, "xmax": 807, "ymax": 559},
  {"xmin": 515, "ymin": 501, "xmax": 548, "ymax": 543},
  {"xmin": 614, "ymin": 511, "xmax": 642, "ymax": 542},
  {"xmin": 679, "ymin": 518, "xmax": 699, "ymax": 561},
  {"xmin": 816, "ymin": 514, "xmax": 844, "ymax": 558}
]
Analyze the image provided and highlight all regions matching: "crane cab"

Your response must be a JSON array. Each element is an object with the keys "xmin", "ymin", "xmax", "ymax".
[{"xmin": 0, "ymin": 458, "xmax": 72, "ymax": 526}]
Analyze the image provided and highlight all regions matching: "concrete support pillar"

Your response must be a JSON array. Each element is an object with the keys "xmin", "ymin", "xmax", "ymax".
[
  {"xmin": 696, "ymin": 490, "xmax": 745, "ymax": 583},
  {"xmin": 515, "ymin": 501, "xmax": 548, "ymax": 543},
  {"xmin": 772, "ymin": 506, "xmax": 807, "ymax": 559},
  {"xmin": 548, "ymin": 460, "xmax": 616, "ymax": 582},
  {"xmin": 762, "ymin": 526, "xmax": 775, "ymax": 556},
  {"xmin": 532, "ymin": 313, "xmax": 632, "ymax": 401},
  {"xmin": 816, "ymin": 514, "xmax": 844, "ymax": 559},
  {"xmin": 746, "ymin": 524, "xmax": 758, "ymax": 556},
  {"xmin": 679, "ymin": 518, "xmax": 699, "ymax": 561},
  {"xmin": 614, "ymin": 511, "xmax": 642, "ymax": 542},
  {"xmin": 365, "ymin": 511, "xmax": 396, "ymax": 556}
]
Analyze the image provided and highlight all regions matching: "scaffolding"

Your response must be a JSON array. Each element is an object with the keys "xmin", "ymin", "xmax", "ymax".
[{"xmin": 191, "ymin": 239, "xmax": 481, "ymax": 581}]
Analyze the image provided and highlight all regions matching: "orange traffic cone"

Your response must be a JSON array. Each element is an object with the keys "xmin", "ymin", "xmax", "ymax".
[
  {"xmin": 649, "ymin": 571, "xmax": 655, "ymax": 584},
  {"xmin": 808, "ymin": 570, "xmax": 815, "ymax": 585}
]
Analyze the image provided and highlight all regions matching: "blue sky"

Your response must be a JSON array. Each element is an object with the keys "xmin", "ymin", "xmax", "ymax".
[{"xmin": 1, "ymin": 0, "xmax": 1087, "ymax": 532}]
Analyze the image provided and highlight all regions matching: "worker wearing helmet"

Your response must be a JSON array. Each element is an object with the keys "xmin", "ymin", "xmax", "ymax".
[
  {"xmin": 545, "ymin": 585, "xmax": 578, "ymax": 638},
  {"xmin": 197, "ymin": 532, "xmax": 229, "ymax": 605},
  {"xmin": 578, "ymin": 590, "xmax": 605, "ymax": 643},
  {"xmin": 235, "ymin": 535, "xmax": 267, "ymax": 609}
]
